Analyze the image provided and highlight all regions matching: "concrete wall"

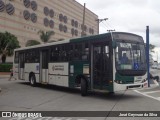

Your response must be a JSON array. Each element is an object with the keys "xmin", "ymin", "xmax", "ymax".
[{"xmin": 0, "ymin": 0, "xmax": 98, "ymax": 47}]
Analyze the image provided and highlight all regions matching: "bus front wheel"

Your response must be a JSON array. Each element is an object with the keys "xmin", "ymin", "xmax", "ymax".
[
  {"xmin": 30, "ymin": 74, "xmax": 36, "ymax": 87},
  {"xmin": 81, "ymin": 78, "xmax": 88, "ymax": 96}
]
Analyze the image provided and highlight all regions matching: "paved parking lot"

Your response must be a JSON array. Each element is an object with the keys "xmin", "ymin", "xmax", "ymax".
[
  {"xmin": 133, "ymin": 68, "xmax": 160, "ymax": 104},
  {"xmin": 135, "ymin": 86, "xmax": 160, "ymax": 102},
  {"xmin": 0, "ymin": 69, "xmax": 160, "ymax": 120}
]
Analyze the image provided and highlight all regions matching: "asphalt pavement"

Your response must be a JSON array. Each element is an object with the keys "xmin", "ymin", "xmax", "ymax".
[
  {"xmin": 0, "ymin": 69, "xmax": 160, "ymax": 120},
  {"xmin": 0, "ymin": 73, "xmax": 9, "ymax": 93}
]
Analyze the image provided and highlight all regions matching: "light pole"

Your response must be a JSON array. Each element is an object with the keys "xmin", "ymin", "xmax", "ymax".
[
  {"xmin": 95, "ymin": 18, "xmax": 108, "ymax": 34},
  {"xmin": 107, "ymin": 29, "xmax": 115, "ymax": 33},
  {"xmin": 96, "ymin": 18, "xmax": 108, "ymax": 23}
]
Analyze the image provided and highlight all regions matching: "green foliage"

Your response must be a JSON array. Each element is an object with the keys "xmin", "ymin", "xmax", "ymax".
[
  {"xmin": 0, "ymin": 32, "xmax": 20, "ymax": 55},
  {"xmin": 0, "ymin": 31, "xmax": 20, "ymax": 63},
  {"xmin": 145, "ymin": 43, "xmax": 155, "ymax": 52},
  {"xmin": 0, "ymin": 63, "xmax": 13, "ymax": 72},
  {"xmin": 38, "ymin": 30, "xmax": 55, "ymax": 43},
  {"xmin": 25, "ymin": 40, "xmax": 41, "ymax": 47},
  {"xmin": 149, "ymin": 44, "xmax": 155, "ymax": 52}
]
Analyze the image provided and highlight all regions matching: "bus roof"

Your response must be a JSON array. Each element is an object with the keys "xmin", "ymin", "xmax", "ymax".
[
  {"xmin": 70, "ymin": 33, "xmax": 110, "ymax": 43},
  {"xmin": 15, "ymin": 38, "xmax": 70, "ymax": 51},
  {"xmin": 14, "ymin": 33, "xmax": 110, "ymax": 51},
  {"xmin": 14, "ymin": 32, "xmax": 142, "ymax": 51}
]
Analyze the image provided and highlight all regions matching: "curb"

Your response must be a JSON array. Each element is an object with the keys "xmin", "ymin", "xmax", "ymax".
[{"xmin": 0, "ymin": 75, "xmax": 10, "ymax": 78}]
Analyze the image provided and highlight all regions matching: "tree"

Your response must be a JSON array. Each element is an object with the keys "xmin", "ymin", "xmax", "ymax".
[
  {"xmin": 145, "ymin": 43, "xmax": 156, "ymax": 65},
  {"xmin": 149, "ymin": 44, "xmax": 155, "ymax": 53},
  {"xmin": 145, "ymin": 43, "xmax": 155, "ymax": 52},
  {"xmin": 25, "ymin": 40, "xmax": 41, "ymax": 47},
  {"xmin": 38, "ymin": 30, "xmax": 55, "ymax": 43},
  {"xmin": 0, "ymin": 32, "xmax": 20, "ymax": 63}
]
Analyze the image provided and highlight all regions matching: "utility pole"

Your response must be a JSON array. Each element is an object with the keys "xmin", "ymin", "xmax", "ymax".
[
  {"xmin": 95, "ymin": 18, "xmax": 108, "ymax": 34},
  {"xmin": 82, "ymin": 3, "xmax": 86, "ymax": 37}
]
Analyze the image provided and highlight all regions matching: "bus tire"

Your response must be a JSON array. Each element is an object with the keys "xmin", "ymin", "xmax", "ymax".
[
  {"xmin": 81, "ymin": 78, "xmax": 87, "ymax": 96},
  {"xmin": 30, "ymin": 74, "xmax": 36, "ymax": 87}
]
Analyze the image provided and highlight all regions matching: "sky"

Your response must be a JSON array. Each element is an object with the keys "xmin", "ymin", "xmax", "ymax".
[{"xmin": 76, "ymin": 0, "xmax": 160, "ymax": 62}]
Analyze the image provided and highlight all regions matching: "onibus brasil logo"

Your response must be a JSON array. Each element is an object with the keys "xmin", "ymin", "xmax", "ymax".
[{"xmin": 1, "ymin": 112, "xmax": 42, "ymax": 118}]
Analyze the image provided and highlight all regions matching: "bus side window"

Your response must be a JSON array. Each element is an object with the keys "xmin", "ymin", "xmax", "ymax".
[
  {"xmin": 25, "ymin": 50, "xmax": 38, "ymax": 63},
  {"xmin": 60, "ymin": 45, "xmax": 67, "ymax": 61},
  {"xmin": 74, "ymin": 44, "xmax": 82, "ymax": 60},
  {"xmin": 82, "ymin": 43, "xmax": 89, "ymax": 60},
  {"xmin": 14, "ymin": 52, "xmax": 19, "ymax": 63},
  {"xmin": 31, "ymin": 51, "xmax": 34, "ymax": 62},
  {"xmin": 31, "ymin": 50, "xmax": 39, "ymax": 63},
  {"xmin": 50, "ymin": 48, "xmax": 54, "ymax": 62},
  {"xmin": 67, "ymin": 44, "xmax": 74, "ymax": 61},
  {"xmin": 35, "ymin": 50, "xmax": 40, "ymax": 62},
  {"xmin": 50, "ymin": 47, "xmax": 58, "ymax": 62},
  {"xmin": 25, "ymin": 51, "xmax": 30, "ymax": 63}
]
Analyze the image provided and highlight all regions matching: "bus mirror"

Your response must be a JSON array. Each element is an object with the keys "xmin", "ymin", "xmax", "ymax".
[{"xmin": 112, "ymin": 40, "xmax": 117, "ymax": 49}]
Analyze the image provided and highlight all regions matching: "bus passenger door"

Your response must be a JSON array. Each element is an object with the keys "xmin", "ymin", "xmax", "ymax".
[
  {"xmin": 92, "ymin": 44, "xmax": 110, "ymax": 90},
  {"xmin": 40, "ymin": 50, "xmax": 49, "ymax": 83},
  {"xmin": 18, "ymin": 53, "xmax": 25, "ymax": 80}
]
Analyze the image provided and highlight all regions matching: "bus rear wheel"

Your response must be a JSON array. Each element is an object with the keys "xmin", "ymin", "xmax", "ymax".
[
  {"xmin": 81, "ymin": 78, "xmax": 88, "ymax": 96},
  {"xmin": 30, "ymin": 74, "xmax": 36, "ymax": 87}
]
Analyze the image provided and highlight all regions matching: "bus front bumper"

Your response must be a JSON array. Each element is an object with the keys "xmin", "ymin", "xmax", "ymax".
[{"xmin": 113, "ymin": 82, "xmax": 143, "ymax": 91}]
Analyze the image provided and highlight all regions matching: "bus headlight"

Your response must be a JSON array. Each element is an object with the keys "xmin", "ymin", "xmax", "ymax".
[{"xmin": 114, "ymin": 80, "xmax": 122, "ymax": 84}]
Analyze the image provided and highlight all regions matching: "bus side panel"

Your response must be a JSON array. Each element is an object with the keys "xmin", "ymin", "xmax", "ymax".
[
  {"xmin": 48, "ymin": 62, "xmax": 69, "ymax": 87},
  {"xmin": 69, "ymin": 61, "xmax": 90, "ymax": 88},
  {"xmin": 13, "ymin": 64, "xmax": 19, "ymax": 80},
  {"xmin": 24, "ymin": 63, "xmax": 40, "ymax": 82}
]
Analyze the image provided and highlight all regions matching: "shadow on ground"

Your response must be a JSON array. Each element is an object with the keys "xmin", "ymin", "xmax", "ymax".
[{"xmin": 18, "ymin": 82, "xmax": 141, "ymax": 101}]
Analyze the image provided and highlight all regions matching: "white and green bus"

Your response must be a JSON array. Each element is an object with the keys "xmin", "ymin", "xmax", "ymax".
[{"xmin": 13, "ymin": 32, "xmax": 147, "ymax": 96}]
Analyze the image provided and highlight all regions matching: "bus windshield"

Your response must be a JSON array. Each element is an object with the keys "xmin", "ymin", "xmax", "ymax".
[{"xmin": 115, "ymin": 41, "xmax": 146, "ymax": 71}]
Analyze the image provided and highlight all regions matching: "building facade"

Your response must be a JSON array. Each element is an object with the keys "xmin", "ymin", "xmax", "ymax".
[{"xmin": 0, "ymin": 0, "xmax": 99, "ymax": 47}]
